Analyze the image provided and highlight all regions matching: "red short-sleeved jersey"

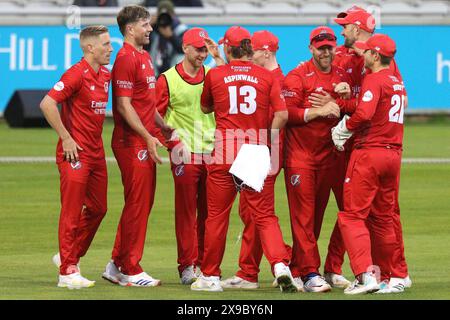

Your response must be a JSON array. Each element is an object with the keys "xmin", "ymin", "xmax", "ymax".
[
  {"xmin": 283, "ymin": 59, "xmax": 350, "ymax": 169},
  {"xmin": 201, "ymin": 60, "xmax": 286, "ymax": 159},
  {"xmin": 47, "ymin": 58, "xmax": 110, "ymax": 163},
  {"xmin": 111, "ymin": 42, "xmax": 157, "ymax": 148},
  {"xmin": 346, "ymin": 68, "xmax": 406, "ymax": 149}
]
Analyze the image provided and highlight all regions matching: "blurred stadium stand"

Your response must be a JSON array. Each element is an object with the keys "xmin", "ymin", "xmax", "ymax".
[{"xmin": 0, "ymin": 0, "xmax": 449, "ymax": 25}]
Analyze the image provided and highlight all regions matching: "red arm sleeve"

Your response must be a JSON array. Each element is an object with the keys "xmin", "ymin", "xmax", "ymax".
[
  {"xmin": 282, "ymin": 71, "xmax": 307, "ymax": 125},
  {"xmin": 155, "ymin": 74, "xmax": 170, "ymax": 117},
  {"xmin": 346, "ymin": 76, "xmax": 381, "ymax": 131},
  {"xmin": 47, "ymin": 68, "xmax": 82, "ymax": 103},
  {"xmin": 200, "ymin": 71, "xmax": 214, "ymax": 112},
  {"xmin": 112, "ymin": 55, "xmax": 135, "ymax": 97}
]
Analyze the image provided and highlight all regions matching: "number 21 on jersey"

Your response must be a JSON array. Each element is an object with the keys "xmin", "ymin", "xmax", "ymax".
[
  {"xmin": 228, "ymin": 85, "xmax": 257, "ymax": 115},
  {"xmin": 389, "ymin": 94, "xmax": 406, "ymax": 124}
]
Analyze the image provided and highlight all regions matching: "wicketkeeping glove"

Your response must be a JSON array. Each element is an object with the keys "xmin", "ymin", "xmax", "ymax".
[{"xmin": 331, "ymin": 115, "xmax": 353, "ymax": 151}]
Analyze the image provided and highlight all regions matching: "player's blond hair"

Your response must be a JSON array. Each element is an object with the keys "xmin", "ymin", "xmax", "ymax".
[{"xmin": 79, "ymin": 25, "xmax": 109, "ymax": 41}]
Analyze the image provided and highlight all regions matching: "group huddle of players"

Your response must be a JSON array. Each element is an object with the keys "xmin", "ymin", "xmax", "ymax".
[{"xmin": 39, "ymin": 4, "xmax": 412, "ymax": 295}]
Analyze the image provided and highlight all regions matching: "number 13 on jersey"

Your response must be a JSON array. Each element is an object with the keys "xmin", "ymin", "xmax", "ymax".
[{"xmin": 228, "ymin": 85, "xmax": 257, "ymax": 115}]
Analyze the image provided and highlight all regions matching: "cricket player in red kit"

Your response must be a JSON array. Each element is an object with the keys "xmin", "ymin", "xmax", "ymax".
[
  {"xmin": 155, "ymin": 27, "xmax": 224, "ymax": 285},
  {"xmin": 220, "ymin": 30, "xmax": 292, "ymax": 289},
  {"xmin": 331, "ymin": 34, "xmax": 407, "ymax": 295},
  {"xmin": 191, "ymin": 26, "xmax": 297, "ymax": 293},
  {"xmin": 40, "ymin": 26, "xmax": 112, "ymax": 289},
  {"xmin": 282, "ymin": 26, "xmax": 353, "ymax": 293},
  {"xmin": 320, "ymin": 6, "xmax": 411, "ymax": 290},
  {"xmin": 102, "ymin": 5, "xmax": 172, "ymax": 287}
]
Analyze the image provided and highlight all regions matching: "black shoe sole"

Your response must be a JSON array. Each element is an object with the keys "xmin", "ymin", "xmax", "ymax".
[{"xmin": 277, "ymin": 275, "xmax": 298, "ymax": 293}]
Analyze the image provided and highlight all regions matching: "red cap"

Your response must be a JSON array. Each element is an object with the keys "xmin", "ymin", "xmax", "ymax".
[
  {"xmin": 336, "ymin": 5, "xmax": 365, "ymax": 18},
  {"xmin": 354, "ymin": 34, "xmax": 396, "ymax": 57},
  {"xmin": 183, "ymin": 27, "xmax": 209, "ymax": 48},
  {"xmin": 334, "ymin": 10, "xmax": 376, "ymax": 33},
  {"xmin": 251, "ymin": 30, "xmax": 279, "ymax": 52},
  {"xmin": 310, "ymin": 26, "xmax": 337, "ymax": 49},
  {"xmin": 218, "ymin": 26, "xmax": 251, "ymax": 47}
]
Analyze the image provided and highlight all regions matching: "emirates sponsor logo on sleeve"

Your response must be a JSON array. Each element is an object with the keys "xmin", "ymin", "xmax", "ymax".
[
  {"xmin": 70, "ymin": 161, "xmax": 82, "ymax": 170},
  {"xmin": 362, "ymin": 90, "xmax": 373, "ymax": 102},
  {"xmin": 53, "ymin": 81, "xmax": 64, "ymax": 91},
  {"xmin": 137, "ymin": 150, "xmax": 149, "ymax": 162},
  {"xmin": 290, "ymin": 174, "xmax": 301, "ymax": 186},
  {"xmin": 116, "ymin": 80, "xmax": 133, "ymax": 89}
]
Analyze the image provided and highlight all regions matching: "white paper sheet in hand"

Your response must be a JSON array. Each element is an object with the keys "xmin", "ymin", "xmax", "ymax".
[{"xmin": 229, "ymin": 144, "xmax": 271, "ymax": 192}]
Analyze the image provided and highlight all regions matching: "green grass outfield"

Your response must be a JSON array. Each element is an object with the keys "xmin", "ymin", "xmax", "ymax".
[{"xmin": 0, "ymin": 119, "xmax": 449, "ymax": 300}]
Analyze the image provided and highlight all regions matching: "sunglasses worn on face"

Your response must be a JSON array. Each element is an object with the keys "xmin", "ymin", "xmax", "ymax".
[{"xmin": 311, "ymin": 33, "xmax": 337, "ymax": 44}]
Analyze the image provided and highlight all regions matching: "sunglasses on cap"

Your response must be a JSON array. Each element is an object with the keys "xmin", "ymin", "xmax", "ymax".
[{"xmin": 311, "ymin": 33, "xmax": 337, "ymax": 43}]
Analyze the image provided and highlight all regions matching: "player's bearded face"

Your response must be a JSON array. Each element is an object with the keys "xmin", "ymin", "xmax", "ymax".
[
  {"xmin": 185, "ymin": 46, "xmax": 208, "ymax": 68},
  {"xmin": 342, "ymin": 24, "xmax": 357, "ymax": 48},
  {"xmin": 133, "ymin": 18, "xmax": 152, "ymax": 46},
  {"xmin": 93, "ymin": 33, "xmax": 113, "ymax": 66},
  {"xmin": 312, "ymin": 45, "xmax": 335, "ymax": 70}
]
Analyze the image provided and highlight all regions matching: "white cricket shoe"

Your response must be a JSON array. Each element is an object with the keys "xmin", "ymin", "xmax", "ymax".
[
  {"xmin": 102, "ymin": 260, "xmax": 122, "ymax": 284},
  {"xmin": 324, "ymin": 272, "xmax": 352, "ymax": 289},
  {"xmin": 376, "ymin": 277, "xmax": 406, "ymax": 294},
  {"xmin": 274, "ymin": 263, "xmax": 298, "ymax": 293},
  {"xmin": 220, "ymin": 276, "xmax": 259, "ymax": 289},
  {"xmin": 57, "ymin": 272, "xmax": 95, "ymax": 289},
  {"xmin": 303, "ymin": 275, "xmax": 332, "ymax": 293},
  {"xmin": 52, "ymin": 252, "xmax": 80, "ymax": 271},
  {"xmin": 119, "ymin": 272, "xmax": 161, "ymax": 287},
  {"xmin": 180, "ymin": 265, "xmax": 198, "ymax": 285},
  {"xmin": 344, "ymin": 272, "xmax": 380, "ymax": 295},
  {"xmin": 191, "ymin": 274, "xmax": 223, "ymax": 292}
]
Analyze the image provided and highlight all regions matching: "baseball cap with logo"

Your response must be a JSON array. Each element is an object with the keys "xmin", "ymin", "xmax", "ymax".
[
  {"xmin": 334, "ymin": 9, "xmax": 376, "ymax": 33},
  {"xmin": 218, "ymin": 26, "xmax": 251, "ymax": 47},
  {"xmin": 310, "ymin": 26, "xmax": 337, "ymax": 49},
  {"xmin": 354, "ymin": 34, "xmax": 397, "ymax": 57},
  {"xmin": 252, "ymin": 30, "xmax": 279, "ymax": 52},
  {"xmin": 183, "ymin": 27, "xmax": 209, "ymax": 48}
]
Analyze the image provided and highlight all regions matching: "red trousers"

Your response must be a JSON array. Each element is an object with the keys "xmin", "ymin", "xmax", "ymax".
[
  {"xmin": 201, "ymin": 164, "xmax": 290, "ymax": 277},
  {"xmin": 324, "ymin": 152, "xmax": 348, "ymax": 275},
  {"xmin": 324, "ymin": 152, "xmax": 409, "ymax": 279},
  {"xmin": 234, "ymin": 171, "xmax": 292, "ymax": 283},
  {"xmin": 170, "ymin": 153, "xmax": 207, "ymax": 275},
  {"xmin": 285, "ymin": 158, "xmax": 346, "ymax": 278},
  {"xmin": 58, "ymin": 159, "xmax": 107, "ymax": 275},
  {"xmin": 111, "ymin": 147, "xmax": 157, "ymax": 276},
  {"xmin": 338, "ymin": 148, "xmax": 401, "ymax": 277}
]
